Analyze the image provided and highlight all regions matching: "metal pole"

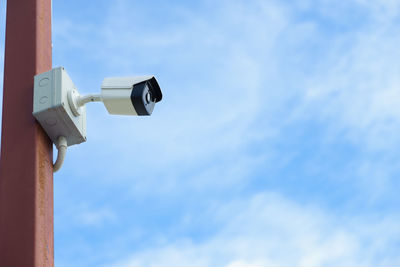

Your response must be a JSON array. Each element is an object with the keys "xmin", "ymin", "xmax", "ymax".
[{"xmin": 0, "ymin": 0, "xmax": 54, "ymax": 266}]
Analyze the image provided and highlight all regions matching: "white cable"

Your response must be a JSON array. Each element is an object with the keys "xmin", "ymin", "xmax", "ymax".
[{"xmin": 53, "ymin": 136, "xmax": 68, "ymax": 173}]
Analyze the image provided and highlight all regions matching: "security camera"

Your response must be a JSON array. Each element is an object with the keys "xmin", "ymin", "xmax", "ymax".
[
  {"xmin": 33, "ymin": 67, "xmax": 163, "ymax": 172},
  {"xmin": 68, "ymin": 75, "xmax": 162, "ymax": 117}
]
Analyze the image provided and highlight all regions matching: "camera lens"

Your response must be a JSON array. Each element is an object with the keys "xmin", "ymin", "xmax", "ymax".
[{"xmin": 145, "ymin": 91, "xmax": 152, "ymax": 104}]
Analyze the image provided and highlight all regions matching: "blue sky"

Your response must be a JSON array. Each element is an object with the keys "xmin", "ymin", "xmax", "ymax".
[{"xmin": 1, "ymin": 0, "xmax": 400, "ymax": 266}]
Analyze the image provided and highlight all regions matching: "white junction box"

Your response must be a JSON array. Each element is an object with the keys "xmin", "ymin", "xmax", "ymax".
[{"xmin": 33, "ymin": 67, "xmax": 87, "ymax": 146}]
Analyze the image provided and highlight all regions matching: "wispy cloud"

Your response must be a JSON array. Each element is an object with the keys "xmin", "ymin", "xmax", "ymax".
[{"xmin": 105, "ymin": 192, "xmax": 400, "ymax": 267}]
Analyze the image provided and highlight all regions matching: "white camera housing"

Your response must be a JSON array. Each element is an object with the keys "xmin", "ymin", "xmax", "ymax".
[{"xmin": 101, "ymin": 76, "xmax": 162, "ymax": 116}]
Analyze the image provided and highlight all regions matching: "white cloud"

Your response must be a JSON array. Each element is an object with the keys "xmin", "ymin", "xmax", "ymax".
[
  {"xmin": 301, "ymin": 23, "xmax": 400, "ymax": 151},
  {"xmin": 105, "ymin": 193, "xmax": 400, "ymax": 267},
  {"xmin": 78, "ymin": 206, "xmax": 117, "ymax": 226},
  {"xmin": 56, "ymin": 202, "xmax": 117, "ymax": 228}
]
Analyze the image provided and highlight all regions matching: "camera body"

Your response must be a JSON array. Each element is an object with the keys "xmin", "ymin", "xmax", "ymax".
[{"xmin": 101, "ymin": 76, "xmax": 162, "ymax": 116}]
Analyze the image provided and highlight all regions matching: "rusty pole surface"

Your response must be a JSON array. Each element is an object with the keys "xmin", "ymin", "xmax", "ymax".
[{"xmin": 0, "ymin": 0, "xmax": 54, "ymax": 266}]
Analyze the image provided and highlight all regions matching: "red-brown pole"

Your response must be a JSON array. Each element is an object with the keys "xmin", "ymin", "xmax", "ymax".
[{"xmin": 0, "ymin": 0, "xmax": 54, "ymax": 266}]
